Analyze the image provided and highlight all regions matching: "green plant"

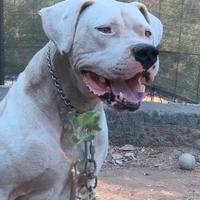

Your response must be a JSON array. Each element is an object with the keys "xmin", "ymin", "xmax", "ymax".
[{"xmin": 67, "ymin": 111, "xmax": 101, "ymax": 200}]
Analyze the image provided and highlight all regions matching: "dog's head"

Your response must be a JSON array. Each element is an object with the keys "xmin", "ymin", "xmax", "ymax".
[{"xmin": 39, "ymin": 0, "xmax": 163, "ymax": 112}]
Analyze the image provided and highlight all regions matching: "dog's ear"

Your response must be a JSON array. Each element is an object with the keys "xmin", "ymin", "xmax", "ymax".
[
  {"xmin": 133, "ymin": 2, "xmax": 163, "ymax": 47},
  {"xmin": 133, "ymin": 2, "xmax": 150, "ymax": 24},
  {"xmin": 39, "ymin": 0, "xmax": 93, "ymax": 54}
]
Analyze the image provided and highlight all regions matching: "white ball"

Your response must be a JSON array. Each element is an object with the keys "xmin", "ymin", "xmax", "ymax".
[{"xmin": 178, "ymin": 153, "xmax": 196, "ymax": 170}]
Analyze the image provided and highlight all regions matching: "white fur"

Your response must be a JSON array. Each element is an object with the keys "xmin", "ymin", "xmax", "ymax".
[
  {"xmin": 133, "ymin": 2, "xmax": 163, "ymax": 46},
  {"xmin": 0, "ymin": 0, "xmax": 163, "ymax": 199},
  {"xmin": 39, "ymin": 0, "xmax": 93, "ymax": 54}
]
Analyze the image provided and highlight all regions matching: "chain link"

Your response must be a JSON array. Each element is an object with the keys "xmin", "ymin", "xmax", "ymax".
[
  {"xmin": 47, "ymin": 45, "xmax": 75, "ymax": 111},
  {"xmin": 84, "ymin": 141, "xmax": 98, "ymax": 192}
]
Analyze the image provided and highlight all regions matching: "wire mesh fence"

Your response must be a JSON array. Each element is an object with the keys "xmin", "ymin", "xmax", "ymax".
[
  {"xmin": 140, "ymin": 0, "xmax": 200, "ymax": 103},
  {"xmin": 3, "ymin": 0, "xmax": 60, "ymax": 75},
  {"xmin": 1, "ymin": 0, "xmax": 200, "ymax": 103}
]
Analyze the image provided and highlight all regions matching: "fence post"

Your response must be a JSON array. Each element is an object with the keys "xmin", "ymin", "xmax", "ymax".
[{"xmin": 0, "ymin": 0, "xmax": 5, "ymax": 85}]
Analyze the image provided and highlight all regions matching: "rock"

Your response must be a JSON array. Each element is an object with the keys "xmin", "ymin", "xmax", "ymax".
[
  {"xmin": 173, "ymin": 149, "xmax": 182, "ymax": 157},
  {"xmin": 115, "ymin": 159, "xmax": 123, "ymax": 166},
  {"xmin": 124, "ymin": 152, "xmax": 136, "ymax": 160},
  {"xmin": 154, "ymin": 164, "xmax": 162, "ymax": 168},
  {"xmin": 178, "ymin": 153, "xmax": 196, "ymax": 170},
  {"xmin": 119, "ymin": 144, "xmax": 135, "ymax": 151},
  {"xmin": 112, "ymin": 153, "xmax": 123, "ymax": 160},
  {"xmin": 143, "ymin": 172, "xmax": 150, "ymax": 176}
]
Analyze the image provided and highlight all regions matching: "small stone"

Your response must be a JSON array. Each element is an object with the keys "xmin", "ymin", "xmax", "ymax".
[
  {"xmin": 115, "ymin": 159, "xmax": 123, "ymax": 166},
  {"xmin": 112, "ymin": 153, "xmax": 123, "ymax": 160},
  {"xmin": 143, "ymin": 172, "xmax": 150, "ymax": 176},
  {"xmin": 154, "ymin": 164, "xmax": 161, "ymax": 168},
  {"xmin": 119, "ymin": 144, "xmax": 135, "ymax": 151},
  {"xmin": 178, "ymin": 153, "xmax": 196, "ymax": 170},
  {"xmin": 173, "ymin": 149, "xmax": 182, "ymax": 157},
  {"xmin": 124, "ymin": 152, "xmax": 136, "ymax": 160}
]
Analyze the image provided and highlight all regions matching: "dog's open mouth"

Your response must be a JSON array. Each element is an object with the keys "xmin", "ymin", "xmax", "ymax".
[{"xmin": 82, "ymin": 71, "xmax": 150, "ymax": 111}]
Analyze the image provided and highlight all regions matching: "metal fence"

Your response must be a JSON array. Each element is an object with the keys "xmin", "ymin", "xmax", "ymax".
[
  {"xmin": 141, "ymin": 0, "xmax": 200, "ymax": 103},
  {"xmin": 1, "ymin": 0, "xmax": 200, "ymax": 103}
]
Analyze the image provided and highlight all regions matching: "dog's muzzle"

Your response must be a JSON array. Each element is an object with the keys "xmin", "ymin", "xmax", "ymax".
[{"xmin": 81, "ymin": 44, "xmax": 159, "ymax": 112}]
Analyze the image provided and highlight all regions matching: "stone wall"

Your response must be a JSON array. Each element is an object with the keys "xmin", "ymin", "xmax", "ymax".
[
  {"xmin": 106, "ymin": 103, "xmax": 200, "ymax": 147},
  {"xmin": 1, "ymin": 87, "xmax": 200, "ymax": 147}
]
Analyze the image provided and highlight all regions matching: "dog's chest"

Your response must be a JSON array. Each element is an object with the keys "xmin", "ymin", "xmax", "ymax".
[{"xmin": 59, "ymin": 124, "xmax": 86, "ymax": 167}]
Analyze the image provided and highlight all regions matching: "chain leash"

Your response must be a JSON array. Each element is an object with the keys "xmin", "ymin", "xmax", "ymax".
[
  {"xmin": 84, "ymin": 140, "xmax": 98, "ymax": 192},
  {"xmin": 47, "ymin": 45, "xmax": 97, "ymax": 200},
  {"xmin": 76, "ymin": 140, "xmax": 97, "ymax": 200}
]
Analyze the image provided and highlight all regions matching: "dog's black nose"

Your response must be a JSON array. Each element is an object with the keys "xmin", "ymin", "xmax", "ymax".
[{"xmin": 132, "ymin": 44, "xmax": 159, "ymax": 70}]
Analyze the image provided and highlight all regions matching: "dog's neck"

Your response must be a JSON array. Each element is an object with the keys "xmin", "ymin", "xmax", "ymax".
[
  {"xmin": 50, "ymin": 42, "xmax": 100, "ymax": 112},
  {"xmin": 24, "ymin": 42, "xmax": 100, "ymax": 117}
]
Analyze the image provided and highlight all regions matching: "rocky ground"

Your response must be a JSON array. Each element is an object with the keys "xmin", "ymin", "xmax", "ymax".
[{"xmin": 97, "ymin": 145, "xmax": 200, "ymax": 200}]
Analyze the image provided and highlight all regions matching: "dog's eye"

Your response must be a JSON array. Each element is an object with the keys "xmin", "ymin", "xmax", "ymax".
[
  {"xmin": 145, "ymin": 30, "xmax": 152, "ymax": 38},
  {"xmin": 96, "ymin": 27, "xmax": 112, "ymax": 34}
]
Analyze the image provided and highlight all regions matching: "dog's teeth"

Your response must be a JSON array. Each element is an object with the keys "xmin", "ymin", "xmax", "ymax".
[
  {"xmin": 138, "ymin": 77, "xmax": 141, "ymax": 84},
  {"xmin": 119, "ymin": 92, "xmax": 124, "ymax": 101},
  {"xmin": 115, "ymin": 92, "xmax": 124, "ymax": 102}
]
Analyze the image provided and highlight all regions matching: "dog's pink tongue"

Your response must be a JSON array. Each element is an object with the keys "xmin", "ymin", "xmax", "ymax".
[
  {"xmin": 110, "ymin": 79, "xmax": 146, "ymax": 103},
  {"xmin": 83, "ymin": 72, "xmax": 110, "ymax": 96}
]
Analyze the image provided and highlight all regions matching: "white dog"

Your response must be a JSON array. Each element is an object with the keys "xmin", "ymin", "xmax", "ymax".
[{"xmin": 0, "ymin": 0, "xmax": 163, "ymax": 199}]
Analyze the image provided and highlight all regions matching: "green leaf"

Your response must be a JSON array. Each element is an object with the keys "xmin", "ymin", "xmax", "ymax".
[
  {"xmin": 77, "ymin": 111, "xmax": 102, "ymax": 132},
  {"xmin": 80, "ymin": 134, "xmax": 95, "ymax": 142},
  {"xmin": 67, "ymin": 111, "xmax": 78, "ymax": 127},
  {"xmin": 72, "ymin": 134, "xmax": 81, "ymax": 145}
]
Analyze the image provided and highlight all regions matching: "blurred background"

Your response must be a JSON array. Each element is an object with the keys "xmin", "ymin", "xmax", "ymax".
[{"xmin": 1, "ymin": 0, "xmax": 200, "ymax": 103}]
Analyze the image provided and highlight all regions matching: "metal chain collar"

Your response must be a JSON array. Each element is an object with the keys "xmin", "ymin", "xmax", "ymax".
[
  {"xmin": 47, "ymin": 45, "xmax": 98, "ymax": 199},
  {"xmin": 47, "ymin": 45, "xmax": 75, "ymax": 112}
]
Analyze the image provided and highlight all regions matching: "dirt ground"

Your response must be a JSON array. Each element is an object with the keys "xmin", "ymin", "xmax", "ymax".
[{"xmin": 96, "ymin": 146, "xmax": 200, "ymax": 200}]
